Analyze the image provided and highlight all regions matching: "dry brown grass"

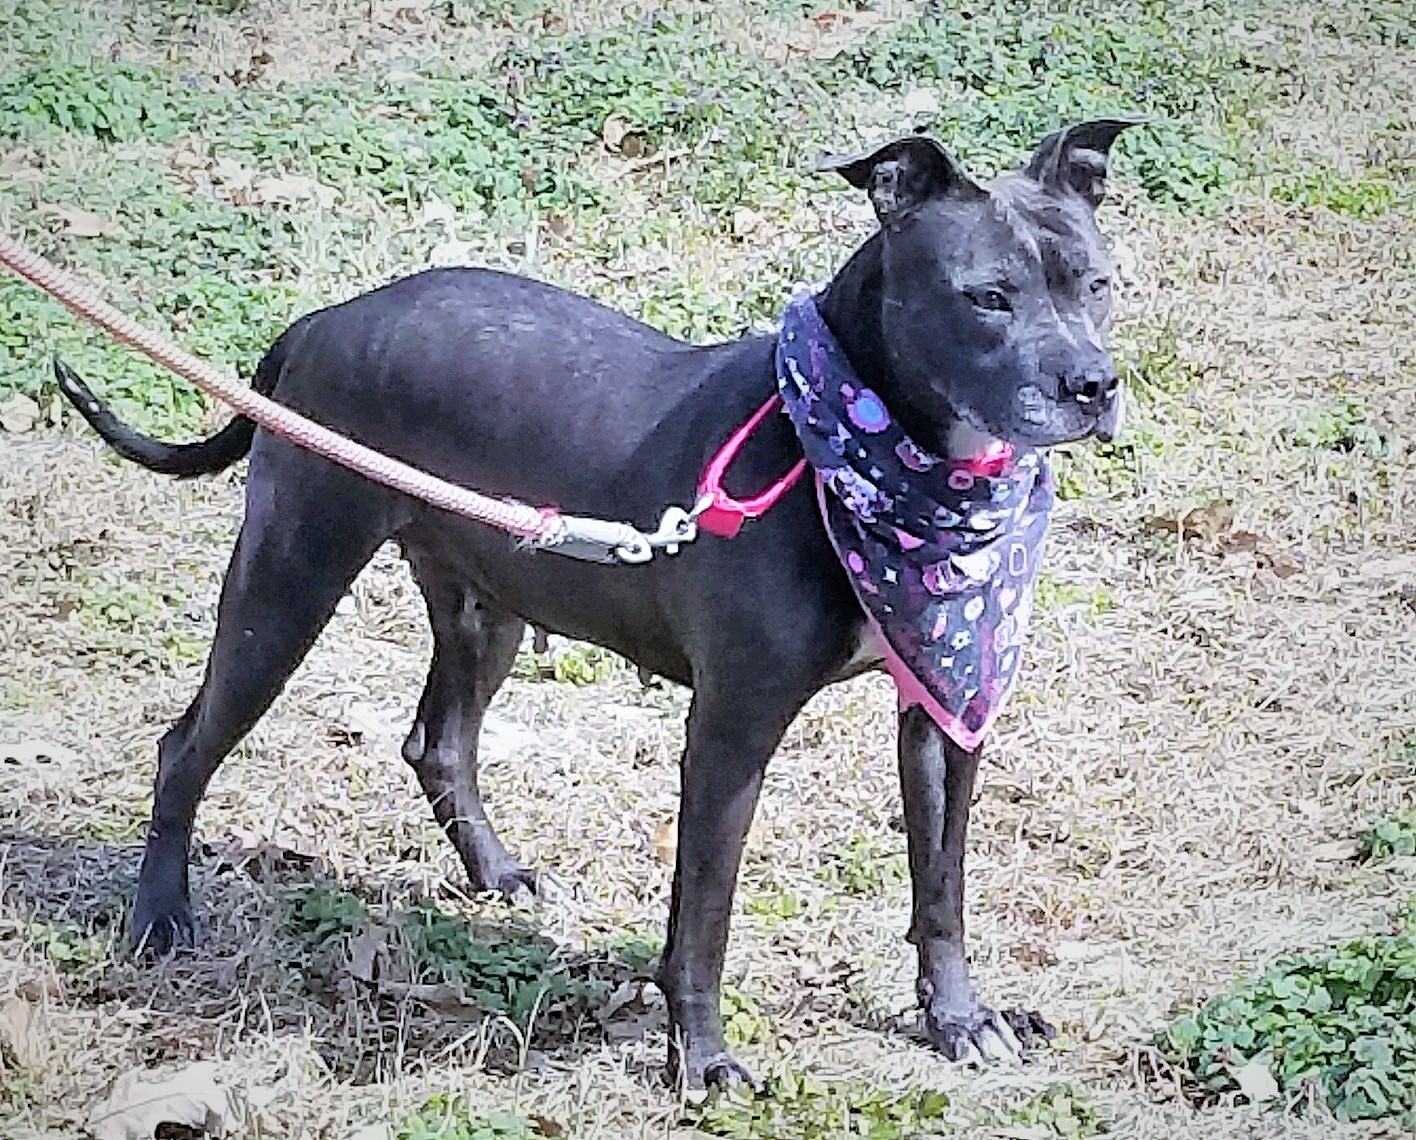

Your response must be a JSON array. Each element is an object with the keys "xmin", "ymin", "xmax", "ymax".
[{"xmin": 3, "ymin": 2, "xmax": 1416, "ymax": 1138}]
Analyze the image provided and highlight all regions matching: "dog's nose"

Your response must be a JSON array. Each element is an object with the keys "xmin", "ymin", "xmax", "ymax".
[{"xmin": 1059, "ymin": 362, "xmax": 1118, "ymax": 405}]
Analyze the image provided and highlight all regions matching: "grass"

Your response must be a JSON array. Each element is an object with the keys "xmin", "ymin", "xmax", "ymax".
[
  {"xmin": 1162, "ymin": 902, "xmax": 1416, "ymax": 1125},
  {"xmin": 0, "ymin": 0, "xmax": 1414, "ymax": 1138}
]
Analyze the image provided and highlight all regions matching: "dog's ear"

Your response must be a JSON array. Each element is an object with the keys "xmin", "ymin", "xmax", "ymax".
[
  {"xmin": 817, "ymin": 136, "xmax": 983, "ymax": 223},
  {"xmin": 1023, "ymin": 117, "xmax": 1146, "ymax": 209}
]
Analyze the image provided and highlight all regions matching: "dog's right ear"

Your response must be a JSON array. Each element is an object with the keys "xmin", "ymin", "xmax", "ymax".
[{"xmin": 817, "ymin": 136, "xmax": 984, "ymax": 223}]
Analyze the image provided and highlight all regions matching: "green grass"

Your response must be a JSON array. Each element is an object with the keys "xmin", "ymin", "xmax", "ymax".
[
  {"xmin": 688, "ymin": 1065, "xmax": 951, "ymax": 1139},
  {"xmin": 0, "ymin": 0, "xmax": 1362, "ymax": 435},
  {"xmin": 396, "ymin": 1098, "xmax": 559, "ymax": 1140},
  {"xmin": 1360, "ymin": 813, "xmax": 1416, "ymax": 861},
  {"xmin": 1162, "ymin": 901, "xmax": 1416, "ymax": 1124},
  {"xmin": 282, "ymin": 887, "xmax": 614, "ymax": 1032}
]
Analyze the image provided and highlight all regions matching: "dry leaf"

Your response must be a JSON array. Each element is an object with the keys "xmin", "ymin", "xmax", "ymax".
[
  {"xmin": 903, "ymin": 88, "xmax": 940, "ymax": 121},
  {"xmin": 86, "ymin": 1061, "xmax": 243, "ymax": 1140},
  {"xmin": 207, "ymin": 828, "xmax": 317, "ymax": 876},
  {"xmin": 731, "ymin": 206, "xmax": 763, "ymax": 238},
  {"xmin": 1312, "ymin": 839, "xmax": 1361, "ymax": 863},
  {"xmin": 347, "ymin": 1125, "xmax": 395, "ymax": 1140},
  {"xmin": 1232, "ymin": 1058, "xmax": 1280, "ymax": 1103},
  {"xmin": 1148, "ymin": 499, "xmax": 1234, "ymax": 542},
  {"xmin": 788, "ymin": 9, "xmax": 886, "ymax": 58},
  {"xmin": 0, "ymin": 735, "xmax": 80, "ymax": 768},
  {"xmin": 0, "ymin": 995, "xmax": 47, "ymax": 1071},
  {"xmin": 38, "ymin": 203, "xmax": 119, "ymax": 238},
  {"xmin": 1181, "ymin": 500, "xmax": 1234, "ymax": 541},
  {"xmin": 343, "ymin": 923, "xmax": 392, "ymax": 985},
  {"xmin": 0, "ymin": 393, "xmax": 41, "ymax": 433},
  {"xmin": 250, "ymin": 174, "xmax": 339, "ymax": 209},
  {"xmin": 601, "ymin": 114, "xmax": 645, "ymax": 157},
  {"xmin": 377, "ymin": 979, "xmax": 470, "ymax": 1008},
  {"xmin": 1352, "ymin": 555, "xmax": 1416, "ymax": 582},
  {"xmin": 651, "ymin": 816, "xmax": 677, "ymax": 865}
]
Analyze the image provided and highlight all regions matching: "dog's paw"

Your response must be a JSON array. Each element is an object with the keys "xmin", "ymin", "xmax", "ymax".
[
  {"xmin": 923, "ymin": 1003, "xmax": 1053, "ymax": 1064},
  {"xmin": 670, "ymin": 1048, "xmax": 760, "ymax": 1093},
  {"xmin": 486, "ymin": 864, "xmax": 539, "ymax": 901},
  {"xmin": 130, "ymin": 896, "xmax": 196, "ymax": 956},
  {"xmin": 1001, "ymin": 1007, "xmax": 1057, "ymax": 1049}
]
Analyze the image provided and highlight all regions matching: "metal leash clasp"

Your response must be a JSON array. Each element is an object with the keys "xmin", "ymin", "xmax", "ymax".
[
  {"xmin": 537, "ymin": 503, "xmax": 701, "ymax": 564},
  {"xmin": 613, "ymin": 504, "xmax": 699, "ymax": 563}
]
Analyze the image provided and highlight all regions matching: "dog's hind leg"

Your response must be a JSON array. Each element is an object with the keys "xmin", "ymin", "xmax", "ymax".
[
  {"xmin": 401, "ymin": 554, "xmax": 534, "ymax": 897},
  {"xmin": 133, "ymin": 452, "xmax": 398, "ymax": 953}
]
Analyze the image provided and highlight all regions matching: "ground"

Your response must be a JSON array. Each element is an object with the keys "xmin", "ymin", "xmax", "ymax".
[{"xmin": 1, "ymin": 1, "xmax": 1414, "ymax": 1138}]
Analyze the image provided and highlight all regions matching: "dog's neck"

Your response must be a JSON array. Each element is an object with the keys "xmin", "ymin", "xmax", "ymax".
[{"xmin": 816, "ymin": 234, "xmax": 999, "ymax": 463}]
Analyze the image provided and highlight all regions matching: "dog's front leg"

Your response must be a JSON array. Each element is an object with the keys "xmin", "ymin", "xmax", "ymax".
[
  {"xmin": 656, "ymin": 689, "xmax": 784, "ymax": 1091},
  {"xmin": 897, "ymin": 706, "xmax": 1052, "ymax": 1063}
]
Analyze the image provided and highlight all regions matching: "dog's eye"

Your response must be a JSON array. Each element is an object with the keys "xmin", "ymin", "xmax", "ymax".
[
  {"xmin": 1089, "ymin": 276, "xmax": 1112, "ymax": 296},
  {"xmin": 968, "ymin": 288, "xmax": 1012, "ymax": 313}
]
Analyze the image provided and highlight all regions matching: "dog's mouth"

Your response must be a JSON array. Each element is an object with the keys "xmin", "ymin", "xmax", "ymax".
[{"xmin": 957, "ymin": 384, "xmax": 1124, "ymax": 452}]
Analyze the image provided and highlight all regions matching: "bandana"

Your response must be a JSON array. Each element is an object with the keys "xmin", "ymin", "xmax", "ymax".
[{"xmin": 775, "ymin": 290, "xmax": 1054, "ymax": 750}]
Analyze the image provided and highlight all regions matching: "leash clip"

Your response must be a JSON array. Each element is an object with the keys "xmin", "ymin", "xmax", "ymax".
[
  {"xmin": 636, "ymin": 504, "xmax": 699, "ymax": 558},
  {"xmin": 535, "ymin": 504, "xmax": 700, "ymax": 565}
]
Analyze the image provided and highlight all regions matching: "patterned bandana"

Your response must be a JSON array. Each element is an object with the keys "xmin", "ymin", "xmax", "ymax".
[{"xmin": 775, "ymin": 290, "xmax": 1055, "ymax": 750}]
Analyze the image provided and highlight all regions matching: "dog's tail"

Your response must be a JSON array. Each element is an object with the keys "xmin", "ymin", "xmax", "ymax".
[{"xmin": 54, "ymin": 317, "xmax": 307, "ymax": 478}]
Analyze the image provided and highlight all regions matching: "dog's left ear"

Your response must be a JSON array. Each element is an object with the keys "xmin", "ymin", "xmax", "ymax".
[
  {"xmin": 1024, "ymin": 118, "xmax": 1146, "ymax": 209},
  {"xmin": 817, "ymin": 136, "xmax": 984, "ymax": 223}
]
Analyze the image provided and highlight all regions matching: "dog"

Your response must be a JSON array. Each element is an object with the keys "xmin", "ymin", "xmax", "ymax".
[{"xmin": 55, "ymin": 120, "xmax": 1138, "ymax": 1088}]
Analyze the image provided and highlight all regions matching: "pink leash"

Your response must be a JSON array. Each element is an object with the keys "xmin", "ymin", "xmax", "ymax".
[{"xmin": 0, "ymin": 231, "xmax": 804, "ymax": 558}]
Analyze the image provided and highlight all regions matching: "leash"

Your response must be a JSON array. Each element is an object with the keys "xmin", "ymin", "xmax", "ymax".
[{"xmin": 0, "ymin": 232, "xmax": 711, "ymax": 564}]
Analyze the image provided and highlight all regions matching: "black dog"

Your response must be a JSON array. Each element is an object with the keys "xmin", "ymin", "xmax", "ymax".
[{"xmin": 57, "ymin": 121, "xmax": 1136, "ymax": 1088}]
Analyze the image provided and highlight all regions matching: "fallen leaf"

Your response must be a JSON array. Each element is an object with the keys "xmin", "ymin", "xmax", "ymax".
[
  {"xmin": 1148, "ymin": 499, "xmax": 1234, "ymax": 542},
  {"xmin": 168, "ymin": 146, "xmax": 207, "ymax": 173},
  {"xmin": 38, "ymin": 203, "xmax": 119, "ymax": 238},
  {"xmin": 0, "ymin": 393, "xmax": 40, "ymax": 433},
  {"xmin": 651, "ymin": 816, "xmax": 677, "ymax": 865},
  {"xmin": 207, "ymin": 828, "xmax": 318, "ymax": 876},
  {"xmin": 903, "ymin": 88, "xmax": 941, "ymax": 120},
  {"xmin": 1182, "ymin": 500, "xmax": 1234, "ymax": 541},
  {"xmin": 731, "ymin": 206, "xmax": 763, "ymax": 238},
  {"xmin": 601, "ymin": 114, "xmax": 645, "ymax": 157},
  {"xmin": 250, "ymin": 174, "xmax": 339, "ymax": 209},
  {"xmin": 1232, "ymin": 1058, "xmax": 1280, "ymax": 1103},
  {"xmin": 377, "ymin": 979, "xmax": 471, "ymax": 1008},
  {"xmin": 788, "ymin": 9, "xmax": 886, "ymax": 58},
  {"xmin": 1352, "ymin": 555, "xmax": 1416, "ymax": 582},
  {"xmin": 428, "ymin": 237, "xmax": 480, "ymax": 267},
  {"xmin": 1312, "ymin": 839, "xmax": 1361, "ymax": 863},
  {"xmin": 343, "ymin": 923, "xmax": 391, "ymax": 985},
  {"xmin": 413, "ymin": 197, "xmax": 456, "ymax": 228},
  {"xmin": 0, "ymin": 736, "xmax": 80, "ymax": 768},
  {"xmin": 599, "ymin": 979, "xmax": 642, "ymax": 1021},
  {"xmin": 347, "ymin": 1125, "xmax": 395, "ymax": 1140},
  {"xmin": 86, "ymin": 1061, "xmax": 243, "ymax": 1140},
  {"xmin": 0, "ymin": 995, "xmax": 47, "ymax": 1071}
]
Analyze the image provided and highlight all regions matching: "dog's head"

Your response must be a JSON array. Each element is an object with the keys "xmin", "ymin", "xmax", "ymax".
[{"xmin": 820, "ymin": 119, "xmax": 1143, "ymax": 450}]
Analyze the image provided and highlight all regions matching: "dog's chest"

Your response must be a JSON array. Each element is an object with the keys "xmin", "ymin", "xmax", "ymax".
[{"xmin": 829, "ymin": 627, "xmax": 886, "ymax": 683}]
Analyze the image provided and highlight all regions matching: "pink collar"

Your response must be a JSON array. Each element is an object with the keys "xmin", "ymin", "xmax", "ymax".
[
  {"xmin": 695, "ymin": 394, "xmax": 807, "ymax": 538},
  {"xmin": 695, "ymin": 397, "xmax": 1017, "ymax": 538}
]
